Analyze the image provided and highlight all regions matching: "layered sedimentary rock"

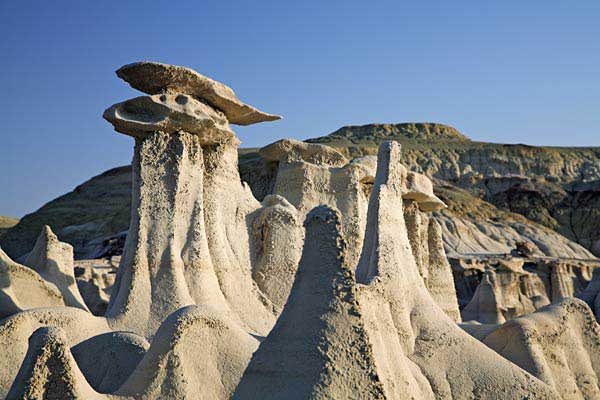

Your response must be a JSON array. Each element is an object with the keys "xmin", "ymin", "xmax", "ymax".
[
  {"xmin": 0, "ymin": 247, "xmax": 65, "ymax": 318},
  {"xmin": 24, "ymin": 225, "xmax": 89, "ymax": 311},
  {"xmin": 353, "ymin": 141, "xmax": 557, "ymax": 398},
  {"xmin": 239, "ymin": 141, "xmax": 558, "ymax": 399}
]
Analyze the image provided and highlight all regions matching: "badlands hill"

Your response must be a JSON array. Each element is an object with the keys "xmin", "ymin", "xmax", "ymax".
[
  {"xmin": 0, "ymin": 215, "xmax": 18, "ymax": 238},
  {"xmin": 1, "ymin": 123, "xmax": 598, "ymax": 260}
]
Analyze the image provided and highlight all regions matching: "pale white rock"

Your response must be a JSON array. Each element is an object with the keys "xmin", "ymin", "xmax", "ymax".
[
  {"xmin": 116, "ymin": 61, "xmax": 282, "ymax": 125},
  {"xmin": 0, "ymin": 247, "xmax": 65, "ymax": 318},
  {"xmin": 24, "ymin": 225, "xmax": 89, "ymax": 311}
]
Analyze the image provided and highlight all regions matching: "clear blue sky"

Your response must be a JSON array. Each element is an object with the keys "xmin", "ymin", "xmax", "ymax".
[{"xmin": 1, "ymin": 1, "xmax": 599, "ymax": 218}]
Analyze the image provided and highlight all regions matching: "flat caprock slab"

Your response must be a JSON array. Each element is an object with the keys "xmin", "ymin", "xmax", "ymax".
[{"xmin": 116, "ymin": 61, "xmax": 282, "ymax": 126}]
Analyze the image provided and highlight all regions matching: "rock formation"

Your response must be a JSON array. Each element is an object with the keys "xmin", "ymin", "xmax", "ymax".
[
  {"xmin": 250, "ymin": 195, "xmax": 303, "ymax": 309},
  {"xmin": 467, "ymin": 298, "xmax": 600, "ymax": 399},
  {"xmin": 0, "ymin": 246, "xmax": 65, "ymax": 318},
  {"xmin": 461, "ymin": 259, "xmax": 546, "ymax": 323},
  {"xmin": 23, "ymin": 225, "xmax": 89, "ymax": 311},
  {"xmin": 3, "ymin": 62, "xmax": 600, "ymax": 399},
  {"xmin": 74, "ymin": 259, "xmax": 116, "ymax": 316},
  {"xmin": 104, "ymin": 62, "xmax": 280, "ymax": 337},
  {"xmin": 7, "ymin": 327, "xmax": 107, "ymax": 400},
  {"xmin": 235, "ymin": 206, "xmax": 388, "ymax": 399}
]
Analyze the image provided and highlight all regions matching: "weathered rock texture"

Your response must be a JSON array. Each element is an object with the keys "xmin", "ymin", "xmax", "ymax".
[
  {"xmin": 0, "ymin": 247, "xmax": 65, "ymax": 318},
  {"xmin": 74, "ymin": 259, "xmax": 116, "ymax": 316},
  {"xmin": 116, "ymin": 306, "xmax": 258, "ymax": 400},
  {"xmin": 468, "ymin": 298, "xmax": 600, "ymax": 400},
  {"xmin": 116, "ymin": 61, "xmax": 281, "ymax": 125},
  {"xmin": 454, "ymin": 255, "xmax": 599, "ymax": 323},
  {"xmin": 7, "ymin": 327, "xmax": 107, "ymax": 400},
  {"xmin": 235, "ymin": 206, "xmax": 388, "ymax": 399},
  {"xmin": 250, "ymin": 195, "xmax": 303, "ymax": 309},
  {"xmin": 104, "ymin": 64, "xmax": 279, "ymax": 337},
  {"xmin": 24, "ymin": 225, "xmax": 89, "ymax": 311}
]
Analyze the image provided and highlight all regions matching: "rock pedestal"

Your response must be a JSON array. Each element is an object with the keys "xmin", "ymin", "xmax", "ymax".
[{"xmin": 104, "ymin": 62, "xmax": 281, "ymax": 338}]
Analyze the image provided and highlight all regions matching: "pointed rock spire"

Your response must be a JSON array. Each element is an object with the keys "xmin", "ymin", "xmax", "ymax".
[
  {"xmin": 24, "ymin": 226, "xmax": 89, "ymax": 311},
  {"xmin": 235, "ymin": 206, "xmax": 387, "ymax": 399}
]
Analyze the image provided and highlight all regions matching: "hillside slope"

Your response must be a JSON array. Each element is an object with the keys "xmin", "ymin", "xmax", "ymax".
[
  {"xmin": 0, "ymin": 216, "xmax": 18, "ymax": 238},
  {"xmin": 308, "ymin": 123, "xmax": 600, "ymax": 255},
  {"xmin": 2, "ymin": 123, "xmax": 597, "ymax": 260}
]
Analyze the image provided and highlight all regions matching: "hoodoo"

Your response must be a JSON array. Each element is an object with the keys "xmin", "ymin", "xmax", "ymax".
[{"xmin": 104, "ymin": 61, "xmax": 281, "ymax": 337}]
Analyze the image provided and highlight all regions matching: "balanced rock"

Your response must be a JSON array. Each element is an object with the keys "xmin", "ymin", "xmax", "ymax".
[
  {"xmin": 116, "ymin": 61, "xmax": 281, "ymax": 125},
  {"xmin": 103, "ymin": 93, "xmax": 235, "ymax": 143}
]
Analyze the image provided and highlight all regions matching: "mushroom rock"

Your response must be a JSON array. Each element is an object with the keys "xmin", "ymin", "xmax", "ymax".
[
  {"xmin": 103, "ymin": 93, "xmax": 236, "ymax": 144},
  {"xmin": 104, "ymin": 63, "xmax": 278, "ymax": 338},
  {"xmin": 475, "ymin": 298, "xmax": 600, "ymax": 399},
  {"xmin": 354, "ymin": 141, "xmax": 558, "ymax": 399},
  {"xmin": 0, "ymin": 247, "xmax": 65, "ymax": 318},
  {"xmin": 116, "ymin": 306, "xmax": 258, "ymax": 400},
  {"xmin": 250, "ymin": 195, "xmax": 303, "ymax": 310},
  {"xmin": 234, "ymin": 206, "xmax": 388, "ymax": 400},
  {"xmin": 403, "ymin": 170, "xmax": 447, "ymax": 212},
  {"xmin": 262, "ymin": 141, "xmax": 375, "ymax": 267},
  {"xmin": 0, "ymin": 307, "xmax": 111, "ymax": 398},
  {"xmin": 24, "ymin": 225, "xmax": 89, "ymax": 312},
  {"xmin": 259, "ymin": 138, "xmax": 348, "ymax": 167},
  {"xmin": 7, "ymin": 327, "xmax": 107, "ymax": 400},
  {"xmin": 71, "ymin": 331, "xmax": 149, "ymax": 393},
  {"xmin": 116, "ymin": 61, "xmax": 281, "ymax": 125},
  {"xmin": 427, "ymin": 218, "xmax": 462, "ymax": 322}
]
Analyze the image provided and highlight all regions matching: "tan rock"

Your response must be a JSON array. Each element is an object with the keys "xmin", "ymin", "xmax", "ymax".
[
  {"xmin": 7, "ymin": 327, "xmax": 107, "ymax": 400},
  {"xmin": 24, "ymin": 225, "xmax": 89, "ymax": 311},
  {"xmin": 116, "ymin": 61, "xmax": 281, "ymax": 125},
  {"xmin": 259, "ymin": 138, "xmax": 348, "ymax": 167},
  {"xmin": 103, "ymin": 93, "xmax": 236, "ymax": 144},
  {"xmin": 234, "ymin": 206, "xmax": 388, "ymax": 399},
  {"xmin": 476, "ymin": 298, "xmax": 600, "ymax": 399},
  {"xmin": 0, "ymin": 247, "xmax": 65, "ymax": 318},
  {"xmin": 116, "ymin": 306, "xmax": 258, "ymax": 400},
  {"xmin": 403, "ymin": 171, "xmax": 446, "ymax": 211},
  {"xmin": 250, "ymin": 195, "xmax": 303, "ymax": 310}
]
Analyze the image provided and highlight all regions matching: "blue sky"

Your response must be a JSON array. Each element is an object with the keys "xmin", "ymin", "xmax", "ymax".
[{"xmin": 1, "ymin": 1, "xmax": 599, "ymax": 218}]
